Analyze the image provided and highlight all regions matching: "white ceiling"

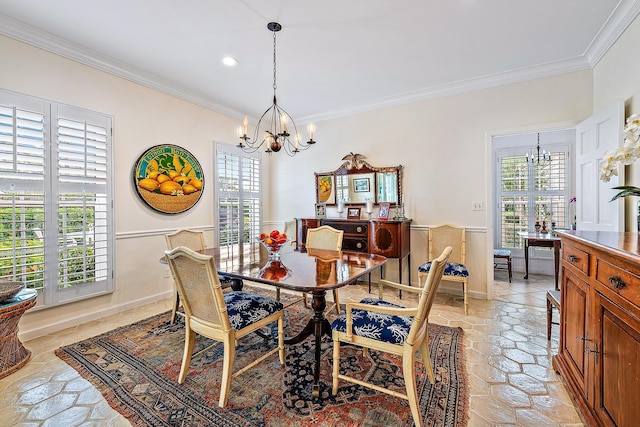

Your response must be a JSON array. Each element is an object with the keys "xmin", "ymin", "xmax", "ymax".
[{"xmin": 1, "ymin": 0, "xmax": 639, "ymax": 123}]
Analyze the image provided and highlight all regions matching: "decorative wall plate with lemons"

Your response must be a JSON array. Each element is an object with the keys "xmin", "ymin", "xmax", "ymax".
[{"xmin": 133, "ymin": 144, "xmax": 204, "ymax": 214}]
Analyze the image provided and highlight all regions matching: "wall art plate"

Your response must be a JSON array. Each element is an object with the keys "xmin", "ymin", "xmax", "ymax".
[{"xmin": 133, "ymin": 144, "xmax": 204, "ymax": 214}]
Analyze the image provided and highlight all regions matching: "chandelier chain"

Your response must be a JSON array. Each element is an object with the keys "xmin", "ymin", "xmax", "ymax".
[
  {"xmin": 236, "ymin": 21, "xmax": 317, "ymax": 156},
  {"xmin": 272, "ymin": 29, "xmax": 277, "ymax": 93}
]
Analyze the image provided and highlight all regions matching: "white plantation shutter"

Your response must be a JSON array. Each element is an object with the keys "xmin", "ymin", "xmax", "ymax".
[
  {"xmin": 496, "ymin": 146, "xmax": 569, "ymax": 250},
  {"xmin": 216, "ymin": 144, "xmax": 261, "ymax": 259},
  {"xmin": 0, "ymin": 89, "xmax": 114, "ymax": 306}
]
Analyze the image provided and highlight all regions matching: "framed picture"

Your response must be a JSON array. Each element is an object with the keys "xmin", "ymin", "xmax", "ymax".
[
  {"xmin": 352, "ymin": 177, "xmax": 370, "ymax": 193},
  {"xmin": 315, "ymin": 174, "xmax": 336, "ymax": 205},
  {"xmin": 378, "ymin": 202, "xmax": 390, "ymax": 220},
  {"xmin": 347, "ymin": 207, "xmax": 361, "ymax": 219},
  {"xmin": 133, "ymin": 144, "xmax": 204, "ymax": 214},
  {"xmin": 315, "ymin": 203, "xmax": 327, "ymax": 219}
]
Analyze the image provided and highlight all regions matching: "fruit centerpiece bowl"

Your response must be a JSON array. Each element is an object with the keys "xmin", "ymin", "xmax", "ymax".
[
  {"xmin": 258, "ymin": 229, "xmax": 290, "ymax": 258},
  {"xmin": 258, "ymin": 260, "xmax": 291, "ymax": 281}
]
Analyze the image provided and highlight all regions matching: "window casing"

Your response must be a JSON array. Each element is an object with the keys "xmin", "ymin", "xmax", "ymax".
[
  {"xmin": 215, "ymin": 143, "xmax": 261, "ymax": 260},
  {"xmin": 496, "ymin": 144, "xmax": 570, "ymax": 251},
  {"xmin": 0, "ymin": 89, "xmax": 114, "ymax": 307}
]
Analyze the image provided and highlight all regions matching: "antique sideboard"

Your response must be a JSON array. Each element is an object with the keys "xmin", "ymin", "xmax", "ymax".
[
  {"xmin": 295, "ymin": 218, "xmax": 411, "ymax": 285},
  {"xmin": 553, "ymin": 231, "xmax": 640, "ymax": 427}
]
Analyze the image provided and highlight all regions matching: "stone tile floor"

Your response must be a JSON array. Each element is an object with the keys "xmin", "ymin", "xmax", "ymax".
[{"xmin": 0, "ymin": 270, "xmax": 584, "ymax": 426}]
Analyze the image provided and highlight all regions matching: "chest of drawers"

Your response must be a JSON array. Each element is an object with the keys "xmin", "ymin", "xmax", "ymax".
[
  {"xmin": 553, "ymin": 231, "xmax": 640, "ymax": 427},
  {"xmin": 295, "ymin": 218, "xmax": 411, "ymax": 285}
]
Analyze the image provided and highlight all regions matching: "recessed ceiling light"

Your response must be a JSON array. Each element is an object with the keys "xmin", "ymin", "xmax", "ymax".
[{"xmin": 222, "ymin": 56, "xmax": 238, "ymax": 66}]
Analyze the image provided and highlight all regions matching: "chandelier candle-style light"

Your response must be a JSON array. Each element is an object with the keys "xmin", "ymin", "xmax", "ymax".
[
  {"xmin": 237, "ymin": 22, "xmax": 316, "ymax": 156},
  {"xmin": 527, "ymin": 133, "xmax": 551, "ymax": 166}
]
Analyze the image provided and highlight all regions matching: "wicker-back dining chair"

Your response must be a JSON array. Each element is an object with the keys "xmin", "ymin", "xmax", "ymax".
[
  {"xmin": 164, "ymin": 246, "xmax": 285, "ymax": 408},
  {"xmin": 165, "ymin": 229, "xmax": 206, "ymax": 323},
  {"xmin": 418, "ymin": 224, "xmax": 470, "ymax": 314},
  {"xmin": 306, "ymin": 225, "xmax": 344, "ymax": 314},
  {"xmin": 331, "ymin": 246, "xmax": 452, "ymax": 427}
]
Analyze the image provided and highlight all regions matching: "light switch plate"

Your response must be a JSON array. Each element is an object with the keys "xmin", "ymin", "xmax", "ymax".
[{"xmin": 472, "ymin": 201, "xmax": 483, "ymax": 211}]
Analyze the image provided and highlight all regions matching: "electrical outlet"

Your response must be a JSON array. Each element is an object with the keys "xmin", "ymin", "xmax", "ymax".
[{"xmin": 472, "ymin": 201, "xmax": 483, "ymax": 211}]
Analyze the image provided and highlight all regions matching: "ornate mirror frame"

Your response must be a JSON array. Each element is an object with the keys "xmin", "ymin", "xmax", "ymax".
[{"xmin": 315, "ymin": 153, "xmax": 403, "ymax": 206}]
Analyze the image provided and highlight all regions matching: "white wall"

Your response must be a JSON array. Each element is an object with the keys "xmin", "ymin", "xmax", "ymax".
[
  {"xmin": 0, "ymin": 34, "xmax": 244, "ymax": 339},
  {"xmin": 2, "ymin": 31, "xmax": 597, "ymax": 339},
  {"xmin": 269, "ymin": 72, "xmax": 592, "ymax": 298},
  {"xmin": 593, "ymin": 13, "xmax": 640, "ymax": 231}
]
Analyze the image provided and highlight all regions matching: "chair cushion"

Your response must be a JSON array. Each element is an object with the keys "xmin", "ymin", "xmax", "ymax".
[
  {"xmin": 418, "ymin": 261, "xmax": 469, "ymax": 278},
  {"xmin": 493, "ymin": 249, "xmax": 512, "ymax": 258},
  {"xmin": 224, "ymin": 292, "xmax": 283, "ymax": 331},
  {"xmin": 331, "ymin": 298, "xmax": 413, "ymax": 345}
]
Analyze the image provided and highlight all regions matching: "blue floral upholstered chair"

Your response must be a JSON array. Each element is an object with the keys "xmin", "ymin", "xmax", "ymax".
[
  {"xmin": 164, "ymin": 246, "xmax": 285, "ymax": 408},
  {"xmin": 331, "ymin": 246, "xmax": 452, "ymax": 427},
  {"xmin": 418, "ymin": 224, "xmax": 470, "ymax": 315}
]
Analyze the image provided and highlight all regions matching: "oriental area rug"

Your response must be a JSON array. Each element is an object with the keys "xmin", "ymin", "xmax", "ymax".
[{"xmin": 56, "ymin": 290, "xmax": 468, "ymax": 426}]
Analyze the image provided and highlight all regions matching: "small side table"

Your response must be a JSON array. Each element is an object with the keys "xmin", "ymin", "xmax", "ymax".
[
  {"xmin": 518, "ymin": 232, "xmax": 562, "ymax": 291},
  {"xmin": 0, "ymin": 289, "xmax": 37, "ymax": 378}
]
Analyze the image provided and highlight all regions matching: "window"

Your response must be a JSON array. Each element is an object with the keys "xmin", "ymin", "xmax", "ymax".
[
  {"xmin": 215, "ymin": 143, "xmax": 261, "ymax": 260},
  {"xmin": 0, "ymin": 89, "xmax": 114, "ymax": 307},
  {"xmin": 495, "ymin": 134, "xmax": 571, "ymax": 250}
]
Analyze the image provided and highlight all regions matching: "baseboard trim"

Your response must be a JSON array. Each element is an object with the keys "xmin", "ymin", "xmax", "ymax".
[{"xmin": 19, "ymin": 290, "xmax": 174, "ymax": 342}]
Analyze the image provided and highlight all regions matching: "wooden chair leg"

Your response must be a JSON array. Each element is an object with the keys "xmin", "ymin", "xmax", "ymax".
[
  {"xmin": 507, "ymin": 256, "xmax": 512, "ymax": 283},
  {"xmin": 463, "ymin": 280, "xmax": 469, "ymax": 315},
  {"xmin": 420, "ymin": 338, "xmax": 434, "ymax": 384},
  {"xmin": 277, "ymin": 315, "xmax": 285, "ymax": 364},
  {"xmin": 332, "ymin": 339, "xmax": 340, "ymax": 394},
  {"xmin": 178, "ymin": 328, "xmax": 196, "ymax": 384},
  {"xmin": 332, "ymin": 289, "xmax": 341, "ymax": 314},
  {"xmin": 171, "ymin": 290, "xmax": 180, "ymax": 324},
  {"xmin": 219, "ymin": 337, "xmax": 235, "ymax": 408},
  {"xmin": 403, "ymin": 351, "xmax": 423, "ymax": 427},
  {"xmin": 547, "ymin": 296, "xmax": 553, "ymax": 340}
]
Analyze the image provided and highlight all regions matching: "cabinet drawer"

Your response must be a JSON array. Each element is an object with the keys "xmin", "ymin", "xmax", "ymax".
[
  {"xmin": 323, "ymin": 220, "xmax": 368, "ymax": 236},
  {"xmin": 596, "ymin": 259, "xmax": 640, "ymax": 310},
  {"xmin": 342, "ymin": 238, "xmax": 368, "ymax": 253},
  {"xmin": 563, "ymin": 244, "xmax": 589, "ymax": 276}
]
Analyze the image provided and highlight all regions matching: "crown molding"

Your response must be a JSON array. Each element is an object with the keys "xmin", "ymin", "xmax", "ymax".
[
  {"xmin": 300, "ymin": 56, "xmax": 592, "ymax": 123},
  {"xmin": 3, "ymin": 3, "xmax": 640, "ymax": 124},
  {"xmin": 584, "ymin": 0, "xmax": 640, "ymax": 66}
]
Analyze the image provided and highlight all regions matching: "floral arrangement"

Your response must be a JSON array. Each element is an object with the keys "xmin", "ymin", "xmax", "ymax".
[{"xmin": 599, "ymin": 113, "xmax": 640, "ymax": 200}]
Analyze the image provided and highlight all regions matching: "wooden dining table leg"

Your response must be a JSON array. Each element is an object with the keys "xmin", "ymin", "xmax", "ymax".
[{"xmin": 283, "ymin": 289, "xmax": 332, "ymax": 398}]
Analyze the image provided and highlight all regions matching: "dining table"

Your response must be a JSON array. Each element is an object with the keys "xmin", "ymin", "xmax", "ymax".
[
  {"xmin": 162, "ymin": 244, "xmax": 387, "ymax": 398},
  {"xmin": 518, "ymin": 231, "xmax": 562, "ymax": 290}
]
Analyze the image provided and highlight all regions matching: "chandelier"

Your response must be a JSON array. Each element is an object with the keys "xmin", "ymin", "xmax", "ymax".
[
  {"xmin": 237, "ymin": 22, "xmax": 316, "ymax": 156},
  {"xmin": 527, "ymin": 133, "xmax": 551, "ymax": 165}
]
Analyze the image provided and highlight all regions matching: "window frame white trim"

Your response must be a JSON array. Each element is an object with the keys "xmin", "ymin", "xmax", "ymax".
[{"xmin": 0, "ymin": 88, "xmax": 115, "ymax": 308}]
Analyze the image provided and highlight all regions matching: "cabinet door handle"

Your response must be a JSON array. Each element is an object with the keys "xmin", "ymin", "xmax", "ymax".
[
  {"xmin": 356, "ymin": 226, "xmax": 363, "ymax": 233},
  {"xmin": 356, "ymin": 242, "xmax": 363, "ymax": 249},
  {"xmin": 585, "ymin": 343, "xmax": 599, "ymax": 364},
  {"xmin": 608, "ymin": 276, "xmax": 626, "ymax": 289},
  {"xmin": 576, "ymin": 336, "xmax": 587, "ymax": 341},
  {"xmin": 568, "ymin": 255, "xmax": 579, "ymax": 263}
]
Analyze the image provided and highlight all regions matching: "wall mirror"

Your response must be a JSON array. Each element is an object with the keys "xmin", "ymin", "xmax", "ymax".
[{"xmin": 315, "ymin": 153, "xmax": 402, "ymax": 206}]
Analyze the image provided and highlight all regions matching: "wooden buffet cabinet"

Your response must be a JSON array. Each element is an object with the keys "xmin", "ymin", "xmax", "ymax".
[
  {"xmin": 295, "ymin": 218, "xmax": 411, "ymax": 284},
  {"xmin": 553, "ymin": 231, "xmax": 640, "ymax": 427}
]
